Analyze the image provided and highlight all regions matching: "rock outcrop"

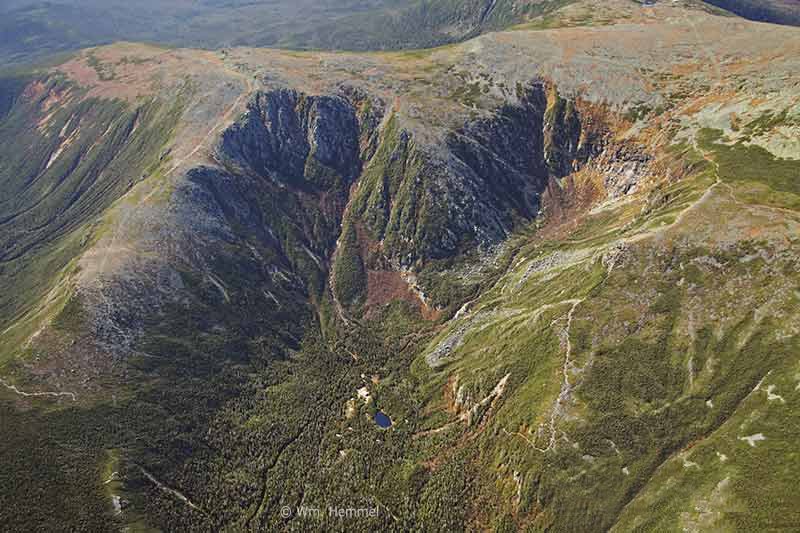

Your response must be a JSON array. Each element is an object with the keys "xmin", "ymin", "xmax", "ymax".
[{"xmin": 208, "ymin": 83, "xmax": 616, "ymax": 312}]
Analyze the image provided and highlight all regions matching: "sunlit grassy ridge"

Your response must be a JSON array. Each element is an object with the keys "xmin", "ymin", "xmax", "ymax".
[{"xmin": 0, "ymin": 74, "xmax": 183, "ymax": 364}]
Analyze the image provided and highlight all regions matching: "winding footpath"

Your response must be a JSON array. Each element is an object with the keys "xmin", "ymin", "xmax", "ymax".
[
  {"xmin": 0, "ymin": 376, "xmax": 76, "ymax": 401},
  {"xmin": 137, "ymin": 465, "xmax": 206, "ymax": 515}
]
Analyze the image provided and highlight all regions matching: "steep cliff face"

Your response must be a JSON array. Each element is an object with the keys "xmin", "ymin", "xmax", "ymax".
[
  {"xmin": 334, "ymin": 83, "xmax": 609, "ymax": 310},
  {"xmin": 215, "ymin": 89, "xmax": 384, "ymax": 257},
  {"xmin": 216, "ymin": 82, "xmax": 609, "ymax": 270},
  {"xmin": 219, "ymin": 90, "xmax": 361, "ymax": 190},
  {"xmin": 177, "ymin": 81, "xmax": 615, "ymax": 320}
]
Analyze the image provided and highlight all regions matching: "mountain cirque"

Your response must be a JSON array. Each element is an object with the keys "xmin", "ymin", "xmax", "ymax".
[
  {"xmin": 45, "ymin": 1, "xmax": 800, "ymax": 272},
  {"xmin": 1, "ymin": 1, "xmax": 799, "ymax": 531}
]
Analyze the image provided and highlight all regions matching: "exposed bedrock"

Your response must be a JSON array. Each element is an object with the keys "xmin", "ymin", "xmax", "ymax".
[
  {"xmin": 76, "ymin": 80, "xmax": 644, "ymax": 348},
  {"xmin": 202, "ymin": 82, "xmax": 637, "ymax": 312}
]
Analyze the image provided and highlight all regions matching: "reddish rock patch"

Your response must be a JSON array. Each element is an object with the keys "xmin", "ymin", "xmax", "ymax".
[
  {"xmin": 22, "ymin": 80, "xmax": 46, "ymax": 101},
  {"xmin": 365, "ymin": 270, "xmax": 440, "ymax": 320}
]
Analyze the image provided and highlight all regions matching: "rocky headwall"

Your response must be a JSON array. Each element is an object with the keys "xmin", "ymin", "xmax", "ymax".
[{"xmin": 210, "ymin": 83, "xmax": 623, "ymax": 310}]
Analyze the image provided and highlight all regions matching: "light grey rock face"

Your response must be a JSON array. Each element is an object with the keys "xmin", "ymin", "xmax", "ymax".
[
  {"xmin": 209, "ymin": 83, "xmax": 618, "ymax": 273},
  {"xmin": 376, "ymin": 83, "xmax": 605, "ymax": 264},
  {"xmin": 74, "ymin": 81, "xmax": 641, "ymax": 350},
  {"xmin": 306, "ymin": 96, "xmax": 361, "ymax": 180},
  {"xmin": 596, "ymin": 145, "xmax": 651, "ymax": 199},
  {"xmin": 217, "ymin": 89, "xmax": 365, "ymax": 190}
]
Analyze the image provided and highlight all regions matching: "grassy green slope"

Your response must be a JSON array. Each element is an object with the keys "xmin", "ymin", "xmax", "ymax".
[
  {"xmin": 0, "ymin": 75, "xmax": 186, "ymax": 528},
  {"xmin": 405, "ymin": 141, "xmax": 800, "ymax": 530},
  {"xmin": 0, "ymin": 74, "xmax": 182, "ymax": 359}
]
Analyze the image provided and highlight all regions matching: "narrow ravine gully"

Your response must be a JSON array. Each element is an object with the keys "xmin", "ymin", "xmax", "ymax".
[
  {"xmin": 496, "ymin": 297, "xmax": 586, "ymax": 453},
  {"xmin": 541, "ymin": 298, "xmax": 585, "ymax": 452}
]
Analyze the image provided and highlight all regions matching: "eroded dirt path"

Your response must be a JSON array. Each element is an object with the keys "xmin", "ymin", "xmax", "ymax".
[
  {"xmin": 0, "ymin": 377, "xmax": 76, "ymax": 401},
  {"xmin": 137, "ymin": 465, "xmax": 206, "ymax": 515}
]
